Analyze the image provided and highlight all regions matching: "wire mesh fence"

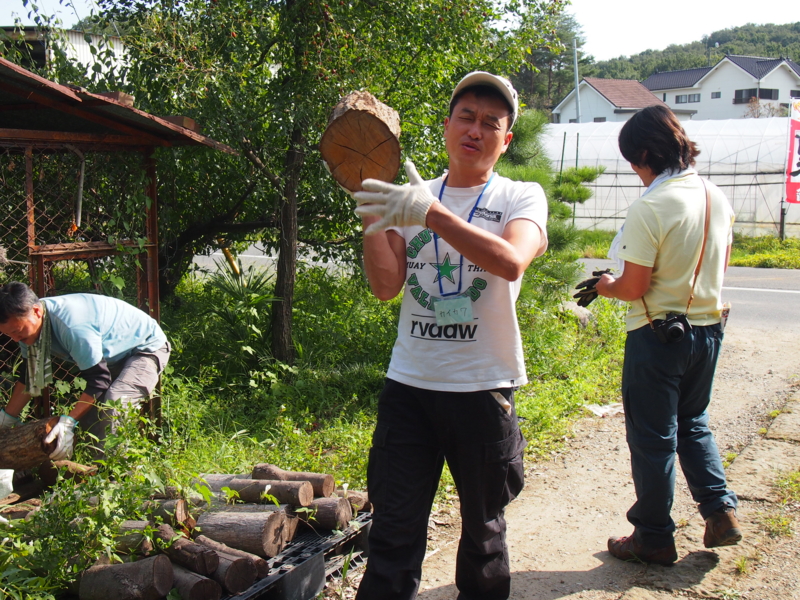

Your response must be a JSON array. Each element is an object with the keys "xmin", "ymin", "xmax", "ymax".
[{"xmin": 0, "ymin": 143, "xmax": 156, "ymax": 415}]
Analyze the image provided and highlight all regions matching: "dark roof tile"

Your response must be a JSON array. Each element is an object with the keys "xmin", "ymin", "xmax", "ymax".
[{"xmin": 641, "ymin": 67, "xmax": 713, "ymax": 91}]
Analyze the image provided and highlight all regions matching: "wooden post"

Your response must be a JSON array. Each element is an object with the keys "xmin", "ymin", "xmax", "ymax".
[
  {"xmin": 197, "ymin": 474, "xmax": 313, "ymax": 506},
  {"xmin": 251, "ymin": 464, "xmax": 334, "ymax": 498}
]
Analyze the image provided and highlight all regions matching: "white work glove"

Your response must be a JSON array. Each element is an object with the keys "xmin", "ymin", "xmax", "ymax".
[
  {"xmin": 354, "ymin": 161, "xmax": 437, "ymax": 235},
  {"xmin": 44, "ymin": 415, "xmax": 78, "ymax": 461},
  {"xmin": 0, "ymin": 409, "xmax": 21, "ymax": 429}
]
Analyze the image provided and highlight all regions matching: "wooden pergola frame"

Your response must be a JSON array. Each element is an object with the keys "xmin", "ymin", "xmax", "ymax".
[{"xmin": 0, "ymin": 57, "xmax": 235, "ymax": 420}]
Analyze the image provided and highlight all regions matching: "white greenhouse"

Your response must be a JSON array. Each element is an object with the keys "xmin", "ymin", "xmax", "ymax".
[{"xmin": 541, "ymin": 117, "xmax": 798, "ymax": 237}]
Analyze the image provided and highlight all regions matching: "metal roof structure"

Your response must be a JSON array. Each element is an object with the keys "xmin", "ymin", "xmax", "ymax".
[
  {"xmin": 641, "ymin": 67, "xmax": 713, "ymax": 91},
  {"xmin": 0, "ymin": 56, "xmax": 235, "ymax": 153},
  {"xmin": 726, "ymin": 55, "xmax": 800, "ymax": 79}
]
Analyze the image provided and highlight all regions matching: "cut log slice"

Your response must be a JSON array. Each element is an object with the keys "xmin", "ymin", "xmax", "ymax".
[
  {"xmin": 319, "ymin": 90, "xmax": 401, "ymax": 193},
  {"xmin": 79, "ymin": 554, "xmax": 173, "ymax": 600},
  {"xmin": 171, "ymin": 564, "xmax": 222, "ymax": 600},
  {"xmin": 335, "ymin": 489, "xmax": 370, "ymax": 513},
  {"xmin": 298, "ymin": 497, "xmax": 353, "ymax": 531},
  {"xmin": 212, "ymin": 551, "xmax": 257, "ymax": 594},
  {"xmin": 195, "ymin": 510, "xmax": 287, "ymax": 558},
  {"xmin": 0, "ymin": 417, "xmax": 59, "ymax": 470},
  {"xmin": 194, "ymin": 535, "xmax": 269, "ymax": 579},
  {"xmin": 251, "ymin": 464, "xmax": 335, "ymax": 498}
]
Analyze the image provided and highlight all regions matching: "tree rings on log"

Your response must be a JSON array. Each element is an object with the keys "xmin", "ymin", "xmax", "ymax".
[{"xmin": 319, "ymin": 90, "xmax": 401, "ymax": 193}]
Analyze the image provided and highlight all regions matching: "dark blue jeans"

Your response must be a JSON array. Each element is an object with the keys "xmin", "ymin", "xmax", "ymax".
[
  {"xmin": 355, "ymin": 379, "xmax": 526, "ymax": 600},
  {"xmin": 622, "ymin": 323, "xmax": 737, "ymax": 547}
]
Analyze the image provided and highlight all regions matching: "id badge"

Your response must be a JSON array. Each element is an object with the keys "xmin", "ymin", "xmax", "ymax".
[{"xmin": 434, "ymin": 296, "xmax": 473, "ymax": 326}]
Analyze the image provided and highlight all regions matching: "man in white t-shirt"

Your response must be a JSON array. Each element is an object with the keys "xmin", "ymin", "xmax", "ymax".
[{"xmin": 352, "ymin": 73, "xmax": 548, "ymax": 600}]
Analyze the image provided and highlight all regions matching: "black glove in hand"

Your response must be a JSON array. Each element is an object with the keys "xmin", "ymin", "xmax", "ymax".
[{"xmin": 572, "ymin": 269, "xmax": 612, "ymax": 307}]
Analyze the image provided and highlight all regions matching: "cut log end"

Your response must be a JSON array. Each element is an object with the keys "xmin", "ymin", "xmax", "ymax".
[{"xmin": 319, "ymin": 90, "xmax": 401, "ymax": 193}]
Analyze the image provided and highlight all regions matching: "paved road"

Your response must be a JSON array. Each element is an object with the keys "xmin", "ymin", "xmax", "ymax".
[{"xmin": 579, "ymin": 258, "xmax": 797, "ymax": 332}]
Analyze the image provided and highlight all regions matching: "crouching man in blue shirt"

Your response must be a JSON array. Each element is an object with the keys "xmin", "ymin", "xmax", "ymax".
[{"xmin": 0, "ymin": 282, "xmax": 170, "ymax": 460}]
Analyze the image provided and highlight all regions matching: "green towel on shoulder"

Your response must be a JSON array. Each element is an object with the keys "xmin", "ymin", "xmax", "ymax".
[{"xmin": 26, "ymin": 305, "xmax": 53, "ymax": 397}]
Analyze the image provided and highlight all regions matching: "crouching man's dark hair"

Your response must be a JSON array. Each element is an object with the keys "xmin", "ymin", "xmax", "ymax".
[
  {"xmin": 0, "ymin": 282, "xmax": 40, "ymax": 324},
  {"xmin": 618, "ymin": 105, "xmax": 700, "ymax": 175}
]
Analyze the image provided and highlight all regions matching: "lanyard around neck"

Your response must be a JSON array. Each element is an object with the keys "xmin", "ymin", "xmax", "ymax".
[{"xmin": 433, "ymin": 173, "xmax": 495, "ymax": 297}]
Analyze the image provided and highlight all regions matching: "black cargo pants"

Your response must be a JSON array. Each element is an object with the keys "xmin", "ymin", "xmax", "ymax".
[{"xmin": 355, "ymin": 379, "xmax": 526, "ymax": 600}]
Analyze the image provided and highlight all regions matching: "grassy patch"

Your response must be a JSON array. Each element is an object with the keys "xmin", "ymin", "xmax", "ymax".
[
  {"xmin": 729, "ymin": 234, "xmax": 800, "ymax": 269},
  {"xmin": 776, "ymin": 470, "xmax": 800, "ymax": 505},
  {"xmin": 574, "ymin": 229, "xmax": 616, "ymax": 259}
]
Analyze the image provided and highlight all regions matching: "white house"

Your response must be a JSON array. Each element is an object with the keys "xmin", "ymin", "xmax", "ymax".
[
  {"xmin": 551, "ymin": 77, "xmax": 696, "ymax": 123},
  {"xmin": 1, "ymin": 26, "xmax": 127, "ymax": 75},
  {"xmin": 642, "ymin": 55, "xmax": 800, "ymax": 120}
]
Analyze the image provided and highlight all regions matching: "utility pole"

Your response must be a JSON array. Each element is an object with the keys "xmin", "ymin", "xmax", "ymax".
[{"xmin": 573, "ymin": 38, "xmax": 581, "ymax": 124}]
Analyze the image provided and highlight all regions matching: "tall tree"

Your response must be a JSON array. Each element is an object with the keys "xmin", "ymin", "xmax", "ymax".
[
  {"xmin": 49, "ymin": 0, "xmax": 566, "ymax": 364},
  {"xmin": 511, "ymin": 13, "xmax": 594, "ymax": 110}
]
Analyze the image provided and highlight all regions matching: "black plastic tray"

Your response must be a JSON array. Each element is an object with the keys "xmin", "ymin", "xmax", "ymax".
[{"xmin": 223, "ymin": 512, "xmax": 372, "ymax": 600}]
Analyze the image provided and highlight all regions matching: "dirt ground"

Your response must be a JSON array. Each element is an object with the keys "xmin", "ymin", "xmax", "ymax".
[{"xmin": 331, "ymin": 324, "xmax": 800, "ymax": 600}]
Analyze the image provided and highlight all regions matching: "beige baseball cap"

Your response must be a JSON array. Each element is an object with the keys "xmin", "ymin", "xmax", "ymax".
[{"xmin": 451, "ymin": 71, "xmax": 519, "ymax": 128}]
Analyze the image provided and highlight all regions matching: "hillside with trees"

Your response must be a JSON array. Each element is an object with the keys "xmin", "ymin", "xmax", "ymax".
[
  {"xmin": 594, "ymin": 22, "xmax": 800, "ymax": 81},
  {"xmin": 516, "ymin": 21, "xmax": 800, "ymax": 110}
]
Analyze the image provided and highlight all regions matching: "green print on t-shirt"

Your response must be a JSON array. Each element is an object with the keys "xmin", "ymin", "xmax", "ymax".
[{"xmin": 405, "ymin": 273, "xmax": 488, "ymax": 311}]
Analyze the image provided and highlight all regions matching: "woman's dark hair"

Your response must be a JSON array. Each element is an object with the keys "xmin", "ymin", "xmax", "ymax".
[
  {"xmin": 618, "ymin": 105, "xmax": 700, "ymax": 174},
  {"xmin": 0, "ymin": 282, "xmax": 40, "ymax": 324}
]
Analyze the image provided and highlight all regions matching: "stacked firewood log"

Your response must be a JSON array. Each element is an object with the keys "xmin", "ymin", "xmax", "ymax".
[
  {"xmin": 0, "ymin": 422, "xmax": 371, "ymax": 599},
  {"xmin": 83, "ymin": 464, "xmax": 371, "ymax": 600}
]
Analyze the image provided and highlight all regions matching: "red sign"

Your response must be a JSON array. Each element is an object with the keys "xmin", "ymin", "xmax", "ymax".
[{"xmin": 788, "ymin": 100, "xmax": 800, "ymax": 204}]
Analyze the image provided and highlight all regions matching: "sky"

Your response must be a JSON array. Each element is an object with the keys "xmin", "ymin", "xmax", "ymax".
[{"xmin": 0, "ymin": 0, "xmax": 796, "ymax": 61}]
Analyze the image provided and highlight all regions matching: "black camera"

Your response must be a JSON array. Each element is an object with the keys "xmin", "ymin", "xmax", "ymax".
[{"xmin": 652, "ymin": 313, "xmax": 691, "ymax": 344}]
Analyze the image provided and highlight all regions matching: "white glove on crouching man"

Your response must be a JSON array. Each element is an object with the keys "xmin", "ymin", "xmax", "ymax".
[
  {"xmin": 44, "ymin": 415, "xmax": 78, "ymax": 461},
  {"xmin": 354, "ymin": 161, "xmax": 437, "ymax": 235}
]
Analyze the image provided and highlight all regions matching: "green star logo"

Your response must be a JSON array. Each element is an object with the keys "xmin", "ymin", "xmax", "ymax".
[{"xmin": 433, "ymin": 253, "xmax": 460, "ymax": 284}]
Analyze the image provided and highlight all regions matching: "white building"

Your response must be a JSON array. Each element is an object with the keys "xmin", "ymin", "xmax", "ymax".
[
  {"xmin": 551, "ymin": 77, "xmax": 697, "ymax": 124},
  {"xmin": 642, "ymin": 55, "xmax": 800, "ymax": 120},
  {"xmin": 1, "ymin": 27, "xmax": 126, "ymax": 75}
]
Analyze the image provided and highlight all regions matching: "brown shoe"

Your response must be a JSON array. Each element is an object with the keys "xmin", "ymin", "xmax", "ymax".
[
  {"xmin": 704, "ymin": 507, "xmax": 742, "ymax": 548},
  {"xmin": 608, "ymin": 534, "xmax": 678, "ymax": 565}
]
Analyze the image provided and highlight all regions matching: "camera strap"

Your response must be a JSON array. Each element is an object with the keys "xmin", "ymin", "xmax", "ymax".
[{"xmin": 642, "ymin": 179, "xmax": 712, "ymax": 328}]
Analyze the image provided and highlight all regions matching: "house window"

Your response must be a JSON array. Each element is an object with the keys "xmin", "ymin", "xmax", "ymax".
[
  {"xmin": 688, "ymin": 94, "xmax": 701, "ymax": 103},
  {"xmin": 663, "ymin": 93, "xmax": 667, "ymax": 101},
  {"xmin": 569, "ymin": 119, "xmax": 577, "ymax": 123},
  {"xmin": 675, "ymin": 95, "xmax": 688, "ymax": 104},
  {"xmin": 790, "ymin": 90, "xmax": 800, "ymax": 98},
  {"xmin": 759, "ymin": 89, "xmax": 779, "ymax": 100},
  {"xmin": 711, "ymin": 91, "xmax": 721, "ymax": 99},
  {"xmin": 594, "ymin": 117, "xmax": 606, "ymax": 123},
  {"xmin": 733, "ymin": 89, "xmax": 757, "ymax": 104}
]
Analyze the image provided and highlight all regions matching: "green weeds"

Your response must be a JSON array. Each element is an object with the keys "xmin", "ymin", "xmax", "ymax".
[{"xmin": 729, "ymin": 234, "xmax": 800, "ymax": 269}]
